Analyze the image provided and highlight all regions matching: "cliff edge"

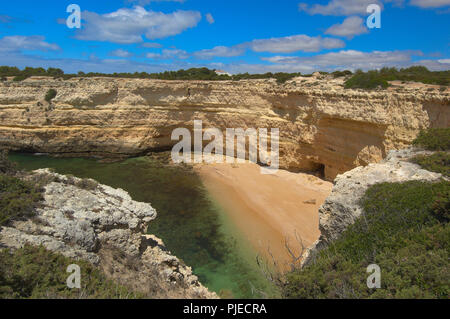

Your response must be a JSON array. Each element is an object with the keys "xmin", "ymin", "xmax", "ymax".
[
  {"xmin": 0, "ymin": 169, "xmax": 217, "ymax": 299},
  {"xmin": 0, "ymin": 76, "xmax": 448, "ymax": 180}
]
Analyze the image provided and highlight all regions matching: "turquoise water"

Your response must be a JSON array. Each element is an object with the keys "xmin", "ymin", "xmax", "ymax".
[{"xmin": 9, "ymin": 153, "xmax": 279, "ymax": 298}]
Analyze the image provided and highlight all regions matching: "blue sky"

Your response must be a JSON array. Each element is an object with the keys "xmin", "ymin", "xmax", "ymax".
[{"xmin": 0, "ymin": 0, "xmax": 449, "ymax": 74}]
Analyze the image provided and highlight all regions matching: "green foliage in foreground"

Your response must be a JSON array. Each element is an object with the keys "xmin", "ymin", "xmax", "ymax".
[
  {"xmin": 345, "ymin": 66, "xmax": 450, "ymax": 89},
  {"xmin": 283, "ymin": 180, "xmax": 450, "ymax": 299},
  {"xmin": 411, "ymin": 152, "xmax": 450, "ymax": 178},
  {"xmin": 0, "ymin": 245, "xmax": 145, "ymax": 299},
  {"xmin": 0, "ymin": 174, "xmax": 42, "ymax": 227},
  {"xmin": 412, "ymin": 128, "xmax": 450, "ymax": 151}
]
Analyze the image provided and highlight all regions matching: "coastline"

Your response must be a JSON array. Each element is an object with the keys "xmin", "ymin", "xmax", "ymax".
[{"xmin": 194, "ymin": 159, "xmax": 333, "ymax": 271}]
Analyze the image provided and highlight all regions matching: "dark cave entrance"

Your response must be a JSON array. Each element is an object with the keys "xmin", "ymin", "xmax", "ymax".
[{"xmin": 316, "ymin": 163, "xmax": 325, "ymax": 179}]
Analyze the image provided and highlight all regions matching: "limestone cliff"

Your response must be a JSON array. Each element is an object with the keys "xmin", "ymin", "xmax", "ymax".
[
  {"xmin": 0, "ymin": 169, "xmax": 217, "ymax": 299},
  {"xmin": 0, "ymin": 76, "xmax": 448, "ymax": 180}
]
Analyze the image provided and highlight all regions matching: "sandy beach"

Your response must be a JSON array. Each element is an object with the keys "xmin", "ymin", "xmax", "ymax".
[{"xmin": 194, "ymin": 159, "xmax": 333, "ymax": 271}]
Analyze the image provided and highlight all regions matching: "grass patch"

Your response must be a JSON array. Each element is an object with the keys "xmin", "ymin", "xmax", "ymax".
[
  {"xmin": 0, "ymin": 245, "xmax": 145, "ymax": 299},
  {"xmin": 283, "ymin": 180, "xmax": 450, "ymax": 299},
  {"xmin": 411, "ymin": 152, "xmax": 450, "ymax": 177},
  {"xmin": 412, "ymin": 128, "xmax": 450, "ymax": 151}
]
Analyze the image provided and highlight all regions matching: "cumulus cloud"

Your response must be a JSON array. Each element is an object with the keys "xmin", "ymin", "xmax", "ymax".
[
  {"xmin": 109, "ymin": 49, "xmax": 133, "ymax": 58},
  {"xmin": 410, "ymin": 0, "xmax": 450, "ymax": 8},
  {"xmin": 249, "ymin": 34, "xmax": 345, "ymax": 53},
  {"xmin": 74, "ymin": 6, "xmax": 202, "ymax": 44},
  {"xmin": 0, "ymin": 35, "xmax": 60, "ymax": 52},
  {"xmin": 325, "ymin": 16, "xmax": 369, "ymax": 39},
  {"xmin": 299, "ymin": 0, "xmax": 383, "ymax": 16},
  {"xmin": 194, "ymin": 45, "xmax": 246, "ymax": 59},
  {"xmin": 205, "ymin": 13, "xmax": 215, "ymax": 24},
  {"xmin": 192, "ymin": 34, "xmax": 345, "ymax": 59},
  {"xmin": 146, "ymin": 49, "xmax": 189, "ymax": 59},
  {"xmin": 141, "ymin": 42, "xmax": 163, "ymax": 48},
  {"xmin": 261, "ymin": 50, "xmax": 424, "ymax": 71}
]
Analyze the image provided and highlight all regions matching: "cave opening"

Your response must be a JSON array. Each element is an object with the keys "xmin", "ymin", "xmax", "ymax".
[{"xmin": 316, "ymin": 163, "xmax": 325, "ymax": 179}]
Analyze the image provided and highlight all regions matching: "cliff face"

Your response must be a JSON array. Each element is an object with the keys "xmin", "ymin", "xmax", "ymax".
[
  {"xmin": 0, "ymin": 76, "xmax": 448, "ymax": 180},
  {"xmin": 0, "ymin": 169, "xmax": 217, "ymax": 299}
]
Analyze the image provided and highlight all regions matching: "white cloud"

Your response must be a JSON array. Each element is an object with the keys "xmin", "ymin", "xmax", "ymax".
[
  {"xmin": 261, "ymin": 50, "xmax": 424, "ymax": 71},
  {"xmin": 146, "ymin": 49, "xmax": 189, "ymax": 59},
  {"xmin": 192, "ymin": 34, "xmax": 345, "ymax": 59},
  {"xmin": 249, "ymin": 34, "xmax": 345, "ymax": 53},
  {"xmin": 194, "ymin": 45, "xmax": 246, "ymax": 59},
  {"xmin": 109, "ymin": 49, "xmax": 133, "ymax": 58},
  {"xmin": 0, "ymin": 35, "xmax": 60, "ymax": 52},
  {"xmin": 299, "ymin": 0, "xmax": 383, "ymax": 16},
  {"xmin": 325, "ymin": 16, "xmax": 369, "ymax": 39},
  {"xmin": 74, "ymin": 6, "xmax": 201, "ymax": 44},
  {"xmin": 141, "ymin": 42, "xmax": 163, "ymax": 48},
  {"xmin": 437, "ymin": 59, "xmax": 450, "ymax": 63},
  {"xmin": 205, "ymin": 13, "xmax": 215, "ymax": 24},
  {"xmin": 410, "ymin": 0, "xmax": 450, "ymax": 8}
]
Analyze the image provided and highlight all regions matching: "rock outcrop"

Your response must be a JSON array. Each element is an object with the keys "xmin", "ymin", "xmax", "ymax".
[
  {"xmin": 307, "ymin": 148, "xmax": 445, "ymax": 256},
  {"xmin": 0, "ymin": 169, "xmax": 217, "ymax": 299},
  {"xmin": 0, "ymin": 76, "xmax": 448, "ymax": 180}
]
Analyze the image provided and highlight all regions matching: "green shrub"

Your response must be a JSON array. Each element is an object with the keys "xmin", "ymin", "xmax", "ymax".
[
  {"xmin": 412, "ymin": 128, "xmax": 450, "ymax": 151},
  {"xmin": 283, "ymin": 180, "xmax": 450, "ymax": 299},
  {"xmin": 0, "ymin": 174, "xmax": 43, "ymax": 226},
  {"xmin": 0, "ymin": 77, "xmax": 6, "ymax": 82},
  {"xmin": 344, "ymin": 70, "xmax": 390, "ymax": 89},
  {"xmin": 12, "ymin": 75, "xmax": 29, "ymax": 82},
  {"xmin": 332, "ymin": 70, "xmax": 353, "ymax": 78},
  {"xmin": 44, "ymin": 89, "xmax": 57, "ymax": 103},
  {"xmin": 0, "ymin": 245, "xmax": 145, "ymax": 299},
  {"xmin": 0, "ymin": 150, "xmax": 17, "ymax": 175},
  {"xmin": 411, "ymin": 152, "xmax": 450, "ymax": 177}
]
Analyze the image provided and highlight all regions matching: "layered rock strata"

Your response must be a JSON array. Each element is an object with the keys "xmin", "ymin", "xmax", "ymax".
[{"xmin": 0, "ymin": 76, "xmax": 448, "ymax": 180}]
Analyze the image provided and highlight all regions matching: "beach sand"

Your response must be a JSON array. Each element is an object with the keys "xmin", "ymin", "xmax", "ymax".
[{"xmin": 194, "ymin": 160, "xmax": 333, "ymax": 271}]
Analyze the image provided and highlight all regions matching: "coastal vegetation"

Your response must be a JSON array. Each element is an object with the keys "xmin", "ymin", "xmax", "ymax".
[
  {"xmin": 0, "ymin": 245, "xmax": 144, "ymax": 299},
  {"xmin": 410, "ymin": 128, "xmax": 450, "ymax": 177},
  {"xmin": 2, "ymin": 65, "xmax": 448, "ymax": 86},
  {"xmin": 344, "ymin": 66, "xmax": 450, "ymax": 89},
  {"xmin": 412, "ymin": 128, "xmax": 450, "ymax": 151},
  {"xmin": 0, "ymin": 151, "xmax": 42, "ymax": 227},
  {"xmin": 0, "ymin": 66, "xmax": 300, "ymax": 83},
  {"xmin": 283, "ymin": 179, "xmax": 449, "ymax": 299}
]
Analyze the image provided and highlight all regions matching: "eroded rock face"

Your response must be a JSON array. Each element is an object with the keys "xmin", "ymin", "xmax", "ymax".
[
  {"xmin": 0, "ymin": 169, "xmax": 217, "ymax": 299},
  {"xmin": 315, "ymin": 148, "xmax": 444, "ymax": 249},
  {"xmin": 0, "ymin": 77, "xmax": 448, "ymax": 180}
]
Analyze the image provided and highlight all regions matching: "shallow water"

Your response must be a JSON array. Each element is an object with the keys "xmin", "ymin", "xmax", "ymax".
[{"xmin": 9, "ymin": 152, "xmax": 279, "ymax": 298}]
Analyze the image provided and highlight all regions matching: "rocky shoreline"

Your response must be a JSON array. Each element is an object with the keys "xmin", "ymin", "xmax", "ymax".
[{"xmin": 0, "ymin": 169, "xmax": 217, "ymax": 299}]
